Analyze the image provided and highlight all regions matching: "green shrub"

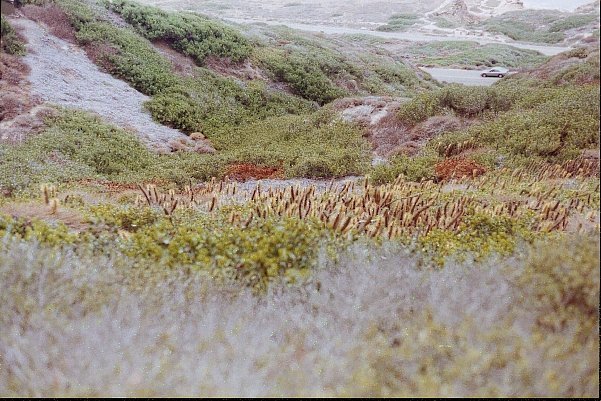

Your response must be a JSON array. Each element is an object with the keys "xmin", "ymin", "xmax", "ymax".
[
  {"xmin": 0, "ymin": 110, "xmax": 156, "ymax": 192},
  {"xmin": 0, "ymin": 15, "xmax": 26, "ymax": 55},
  {"xmin": 106, "ymin": 0, "xmax": 251, "ymax": 64},
  {"xmin": 255, "ymin": 47, "xmax": 346, "ymax": 105},
  {"xmin": 419, "ymin": 212, "xmax": 532, "ymax": 263},
  {"xmin": 4, "ymin": 207, "xmax": 345, "ymax": 291},
  {"xmin": 144, "ymin": 91, "xmax": 207, "ymax": 133},
  {"xmin": 478, "ymin": 9, "xmax": 598, "ymax": 44},
  {"xmin": 464, "ymin": 85, "xmax": 600, "ymax": 161},
  {"xmin": 0, "ymin": 107, "xmax": 371, "ymax": 193},
  {"xmin": 369, "ymin": 152, "xmax": 440, "ymax": 184},
  {"xmin": 0, "ymin": 109, "xmax": 225, "ymax": 191},
  {"xmin": 550, "ymin": 51, "xmax": 601, "ymax": 85},
  {"xmin": 396, "ymin": 91, "xmax": 446, "ymax": 125},
  {"xmin": 74, "ymin": 21, "xmax": 178, "ymax": 95},
  {"xmin": 52, "ymin": 1, "xmax": 314, "ymax": 136},
  {"xmin": 403, "ymin": 41, "xmax": 548, "ymax": 69},
  {"xmin": 549, "ymin": 14, "xmax": 598, "ymax": 33},
  {"xmin": 372, "ymin": 62, "xmax": 419, "ymax": 88},
  {"xmin": 210, "ymin": 110, "xmax": 370, "ymax": 178},
  {"xmin": 86, "ymin": 204, "xmax": 162, "ymax": 232},
  {"xmin": 396, "ymin": 84, "xmax": 522, "ymax": 125},
  {"xmin": 0, "ymin": 215, "xmax": 80, "ymax": 246},
  {"xmin": 517, "ymin": 236, "xmax": 600, "ymax": 330},
  {"xmin": 125, "ymin": 212, "xmax": 339, "ymax": 289},
  {"xmin": 376, "ymin": 13, "xmax": 419, "ymax": 32},
  {"xmin": 250, "ymin": 25, "xmax": 424, "ymax": 101},
  {"xmin": 145, "ymin": 72, "xmax": 314, "ymax": 134}
]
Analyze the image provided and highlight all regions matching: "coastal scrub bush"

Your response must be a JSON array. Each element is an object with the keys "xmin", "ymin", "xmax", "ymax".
[
  {"xmin": 517, "ymin": 236, "xmax": 600, "ymax": 330},
  {"xmin": 479, "ymin": 10, "xmax": 569, "ymax": 44},
  {"xmin": 255, "ymin": 47, "xmax": 346, "ymax": 105},
  {"xmin": 0, "ymin": 109, "xmax": 155, "ymax": 191},
  {"xmin": 376, "ymin": 13, "xmax": 419, "ymax": 32},
  {"xmin": 144, "ymin": 71, "xmax": 314, "ymax": 134},
  {"xmin": 403, "ymin": 41, "xmax": 548, "ymax": 69},
  {"xmin": 463, "ymin": 85, "xmax": 600, "ymax": 161},
  {"xmin": 396, "ymin": 84, "xmax": 528, "ymax": 125},
  {"xmin": 209, "ymin": 110, "xmax": 370, "ymax": 178},
  {"xmin": 0, "ymin": 15, "xmax": 26, "ymax": 55},
  {"xmin": 369, "ymin": 152, "xmax": 439, "ymax": 184},
  {"xmin": 106, "ymin": 0, "xmax": 252, "ymax": 64}
]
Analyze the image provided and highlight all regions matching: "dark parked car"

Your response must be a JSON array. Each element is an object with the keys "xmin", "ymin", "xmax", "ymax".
[{"xmin": 481, "ymin": 67, "xmax": 509, "ymax": 78}]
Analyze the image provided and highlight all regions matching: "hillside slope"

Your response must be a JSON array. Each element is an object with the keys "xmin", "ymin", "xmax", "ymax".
[{"xmin": 7, "ymin": 16, "xmax": 207, "ymax": 153}]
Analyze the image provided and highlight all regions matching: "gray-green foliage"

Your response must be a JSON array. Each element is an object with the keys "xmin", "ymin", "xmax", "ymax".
[
  {"xmin": 376, "ymin": 13, "xmax": 419, "ymax": 32},
  {"xmin": 0, "ymin": 106, "xmax": 369, "ymax": 193},
  {"xmin": 0, "ymin": 15, "xmax": 26, "ymax": 55},
  {"xmin": 49, "ymin": 0, "xmax": 315, "ymax": 135},
  {"xmin": 253, "ymin": 25, "xmax": 424, "ymax": 103},
  {"xmin": 0, "ymin": 110, "xmax": 154, "ymax": 191},
  {"xmin": 0, "ymin": 235, "xmax": 598, "ymax": 396},
  {"xmin": 403, "ymin": 41, "xmax": 548, "ymax": 69},
  {"xmin": 106, "ymin": 0, "xmax": 252, "ymax": 64},
  {"xmin": 209, "ymin": 109, "xmax": 370, "ymax": 178},
  {"xmin": 479, "ymin": 9, "xmax": 599, "ymax": 44}
]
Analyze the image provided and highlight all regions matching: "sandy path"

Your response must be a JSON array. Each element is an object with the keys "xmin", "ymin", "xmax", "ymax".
[{"xmin": 9, "ymin": 17, "xmax": 191, "ymax": 153}]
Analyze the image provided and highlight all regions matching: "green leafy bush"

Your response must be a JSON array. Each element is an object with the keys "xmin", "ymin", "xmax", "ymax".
[
  {"xmin": 549, "ymin": 51, "xmax": 601, "ymax": 85},
  {"xmin": 369, "ymin": 152, "xmax": 440, "ymax": 184},
  {"xmin": 0, "ymin": 15, "xmax": 26, "ymax": 55},
  {"xmin": 145, "ymin": 72, "xmax": 314, "ymax": 134},
  {"xmin": 419, "ymin": 212, "xmax": 533, "ymax": 264},
  {"xmin": 517, "ymin": 236, "xmax": 600, "ymax": 330},
  {"xmin": 0, "ymin": 110, "xmax": 155, "ymax": 191},
  {"xmin": 403, "ymin": 41, "xmax": 548, "ymax": 69},
  {"xmin": 74, "ymin": 21, "xmax": 178, "ymax": 95},
  {"xmin": 376, "ymin": 13, "xmax": 419, "ymax": 32},
  {"xmin": 255, "ymin": 47, "xmax": 347, "ymax": 105},
  {"xmin": 0, "ymin": 106, "xmax": 370, "ymax": 193},
  {"xmin": 463, "ymin": 85, "xmax": 600, "ymax": 161},
  {"xmin": 125, "ymin": 212, "xmax": 338, "ymax": 289},
  {"xmin": 478, "ymin": 9, "xmax": 598, "ymax": 44},
  {"xmin": 3, "ymin": 207, "xmax": 345, "ymax": 291},
  {"xmin": 210, "ymin": 110, "xmax": 370, "ymax": 178},
  {"xmin": 107, "ymin": 0, "xmax": 251, "ymax": 64},
  {"xmin": 549, "ymin": 14, "xmax": 598, "ymax": 33},
  {"xmin": 396, "ymin": 84, "xmax": 522, "ymax": 125}
]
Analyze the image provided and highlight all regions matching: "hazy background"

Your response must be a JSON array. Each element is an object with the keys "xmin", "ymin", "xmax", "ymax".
[{"xmin": 523, "ymin": 0, "xmax": 595, "ymax": 11}]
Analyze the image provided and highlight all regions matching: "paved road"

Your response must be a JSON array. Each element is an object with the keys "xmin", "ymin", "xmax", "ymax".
[
  {"xmin": 421, "ymin": 68, "xmax": 507, "ymax": 86},
  {"xmin": 225, "ymin": 18, "xmax": 571, "ymax": 56}
]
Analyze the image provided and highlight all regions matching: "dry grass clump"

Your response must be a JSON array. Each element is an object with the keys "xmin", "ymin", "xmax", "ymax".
[
  {"xmin": 159, "ymin": 166, "xmax": 599, "ymax": 241},
  {"xmin": 21, "ymin": 3, "xmax": 77, "ymax": 43},
  {"xmin": 0, "ymin": 236, "xmax": 597, "ymax": 397},
  {"xmin": 0, "ymin": 53, "xmax": 33, "ymax": 123}
]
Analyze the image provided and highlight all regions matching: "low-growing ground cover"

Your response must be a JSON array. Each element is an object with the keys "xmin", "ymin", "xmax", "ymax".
[
  {"xmin": 13, "ymin": 0, "xmax": 430, "ymax": 177},
  {"xmin": 0, "ymin": 168, "xmax": 598, "ymax": 396},
  {"xmin": 371, "ymin": 65, "xmax": 600, "ymax": 183},
  {"xmin": 478, "ymin": 9, "xmax": 600, "ymax": 44},
  {"xmin": 376, "ymin": 13, "xmax": 420, "ymax": 32},
  {"xmin": 401, "ymin": 41, "xmax": 548, "ymax": 69},
  {"xmin": 0, "ymin": 108, "xmax": 370, "ymax": 194},
  {"xmin": 0, "ymin": 1, "xmax": 599, "ymax": 397},
  {"xmin": 0, "ymin": 15, "xmax": 26, "ymax": 55}
]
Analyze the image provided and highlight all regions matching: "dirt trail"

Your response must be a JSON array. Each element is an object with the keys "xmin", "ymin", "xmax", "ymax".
[{"xmin": 8, "ymin": 17, "xmax": 193, "ymax": 153}]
